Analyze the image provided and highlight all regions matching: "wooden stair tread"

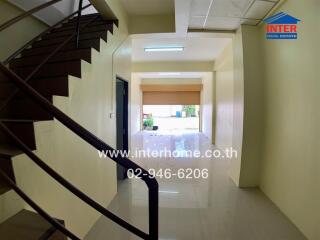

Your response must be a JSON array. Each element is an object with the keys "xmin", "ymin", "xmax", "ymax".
[
  {"xmin": 10, "ymin": 48, "xmax": 92, "ymax": 68},
  {"xmin": 0, "ymin": 210, "xmax": 65, "ymax": 240},
  {"xmin": 0, "ymin": 144, "xmax": 21, "ymax": 158}
]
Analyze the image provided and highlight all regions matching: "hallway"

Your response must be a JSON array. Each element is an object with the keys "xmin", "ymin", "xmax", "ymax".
[{"xmin": 85, "ymin": 132, "xmax": 306, "ymax": 240}]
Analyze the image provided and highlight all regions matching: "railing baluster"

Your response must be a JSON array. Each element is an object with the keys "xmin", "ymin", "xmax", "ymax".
[
  {"xmin": 0, "ymin": 0, "xmax": 62, "ymax": 32},
  {"xmin": 75, "ymin": 0, "xmax": 84, "ymax": 48}
]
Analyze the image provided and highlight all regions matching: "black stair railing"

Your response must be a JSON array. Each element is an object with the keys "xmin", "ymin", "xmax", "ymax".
[{"xmin": 0, "ymin": 0, "xmax": 159, "ymax": 239}]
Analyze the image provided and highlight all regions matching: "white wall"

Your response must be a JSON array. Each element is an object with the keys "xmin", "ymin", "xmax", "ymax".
[{"xmin": 214, "ymin": 42, "xmax": 234, "ymax": 149}]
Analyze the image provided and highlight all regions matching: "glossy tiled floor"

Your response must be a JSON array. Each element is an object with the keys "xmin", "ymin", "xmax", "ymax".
[{"xmin": 85, "ymin": 132, "xmax": 306, "ymax": 240}]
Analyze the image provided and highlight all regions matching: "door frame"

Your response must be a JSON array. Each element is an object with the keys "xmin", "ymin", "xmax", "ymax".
[{"xmin": 116, "ymin": 76, "xmax": 129, "ymax": 180}]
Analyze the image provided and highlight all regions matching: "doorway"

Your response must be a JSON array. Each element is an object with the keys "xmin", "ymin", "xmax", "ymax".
[
  {"xmin": 143, "ymin": 105, "xmax": 200, "ymax": 133},
  {"xmin": 116, "ymin": 77, "xmax": 128, "ymax": 180}
]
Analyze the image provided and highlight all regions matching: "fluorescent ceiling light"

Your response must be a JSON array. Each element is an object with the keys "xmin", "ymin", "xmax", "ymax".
[
  {"xmin": 159, "ymin": 72, "xmax": 181, "ymax": 76},
  {"xmin": 144, "ymin": 47, "xmax": 184, "ymax": 52},
  {"xmin": 159, "ymin": 190, "xmax": 180, "ymax": 194}
]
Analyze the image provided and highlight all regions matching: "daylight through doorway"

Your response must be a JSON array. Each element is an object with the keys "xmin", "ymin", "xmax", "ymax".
[{"xmin": 143, "ymin": 105, "xmax": 200, "ymax": 133}]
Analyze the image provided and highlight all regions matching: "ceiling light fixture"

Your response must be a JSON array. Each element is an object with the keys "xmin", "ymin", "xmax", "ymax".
[
  {"xmin": 144, "ymin": 47, "xmax": 184, "ymax": 52},
  {"xmin": 159, "ymin": 72, "xmax": 181, "ymax": 76}
]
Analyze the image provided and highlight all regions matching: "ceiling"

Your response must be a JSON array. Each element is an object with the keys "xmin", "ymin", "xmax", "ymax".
[
  {"xmin": 120, "ymin": 0, "xmax": 175, "ymax": 16},
  {"xmin": 132, "ymin": 37, "xmax": 231, "ymax": 62},
  {"xmin": 189, "ymin": 0, "xmax": 280, "ymax": 30}
]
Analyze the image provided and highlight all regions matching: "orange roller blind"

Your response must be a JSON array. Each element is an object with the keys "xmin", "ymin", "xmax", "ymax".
[{"xmin": 142, "ymin": 84, "xmax": 202, "ymax": 105}]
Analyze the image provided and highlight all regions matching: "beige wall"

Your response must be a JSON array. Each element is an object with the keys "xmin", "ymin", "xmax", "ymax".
[
  {"xmin": 239, "ymin": 25, "xmax": 265, "ymax": 187},
  {"xmin": 141, "ymin": 78, "xmax": 202, "ymax": 85},
  {"xmin": 0, "ymin": 0, "xmax": 47, "ymax": 224},
  {"xmin": 229, "ymin": 27, "xmax": 244, "ymax": 186},
  {"xmin": 129, "ymin": 14, "xmax": 175, "ymax": 34},
  {"xmin": 257, "ymin": 0, "xmax": 320, "ymax": 239},
  {"xmin": 214, "ymin": 42, "xmax": 234, "ymax": 149},
  {"xmin": 233, "ymin": 0, "xmax": 319, "ymax": 238},
  {"xmin": 132, "ymin": 61, "xmax": 215, "ymax": 72},
  {"xmin": 201, "ymin": 72, "xmax": 214, "ymax": 141},
  {"xmin": 0, "ymin": 1, "xmax": 47, "ymax": 61},
  {"xmin": 0, "ymin": 1, "xmax": 132, "ymax": 238},
  {"xmin": 229, "ymin": 24, "xmax": 264, "ymax": 187},
  {"xmin": 12, "ymin": 24, "xmax": 131, "ymax": 238},
  {"xmin": 130, "ymin": 73, "xmax": 142, "ymax": 136}
]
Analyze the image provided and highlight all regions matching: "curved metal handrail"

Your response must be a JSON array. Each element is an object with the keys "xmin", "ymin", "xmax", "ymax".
[
  {"xmin": 0, "ymin": 63, "xmax": 159, "ymax": 239},
  {"xmin": 0, "ymin": 0, "xmax": 62, "ymax": 32},
  {"xmin": 3, "ymin": 3, "xmax": 92, "ymax": 65},
  {"xmin": 0, "ymin": 10, "xmax": 99, "ymax": 112},
  {"xmin": 0, "ymin": 121, "xmax": 150, "ymax": 239},
  {"xmin": 0, "ymin": 168, "xmax": 80, "ymax": 240},
  {"xmin": 0, "ymin": 3, "xmax": 159, "ymax": 240}
]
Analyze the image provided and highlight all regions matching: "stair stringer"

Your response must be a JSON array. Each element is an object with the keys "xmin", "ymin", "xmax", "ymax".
[{"xmin": 11, "ymin": 23, "xmax": 125, "ymax": 238}]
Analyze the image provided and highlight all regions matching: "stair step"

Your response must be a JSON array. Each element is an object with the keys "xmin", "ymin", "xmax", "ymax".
[
  {"xmin": 0, "ymin": 76, "xmax": 69, "ymax": 100},
  {"xmin": 10, "ymin": 49, "xmax": 92, "ymax": 68},
  {"xmin": 0, "ymin": 210, "xmax": 67, "ymax": 240},
  {"xmin": 42, "ymin": 24, "xmax": 113, "ymax": 39},
  {"xmin": 0, "ymin": 97, "xmax": 53, "ymax": 121},
  {"xmin": 21, "ymin": 39, "xmax": 100, "ymax": 57},
  {"xmin": 61, "ymin": 18, "xmax": 113, "ymax": 28},
  {"xmin": 53, "ymin": 20, "xmax": 110, "ymax": 32},
  {"xmin": 0, "ymin": 146, "xmax": 17, "ymax": 194},
  {"xmin": 0, "ymin": 81, "xmax": 16, "ymax": 99},
  {"xmin": 68, "ymin": 13, "xmax": 100, "ymax": 21},
  {"xmin": 0, "ymin": 71, "xmax": 11, "ymax": 83},
  {"xmin": 12, "ymin": 60, "xmax": 82, "ymax": 79},
  {"xmin": 0, "ymin": 120, "xmax": 36, "ymax": 150},
  {"xmin": 34, "ymin": 31, "xmax": 108, "ymax": 48},
  {"xmin": 0, "ymin": 144, "xmax": 22, "ymax": 158},
  {"xmin": 63, "ymin": 16, "xmax": 105, "ymax": 24}
]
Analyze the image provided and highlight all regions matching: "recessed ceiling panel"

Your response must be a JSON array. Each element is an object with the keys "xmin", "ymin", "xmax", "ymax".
[
  {"xmin": 245, "ymin": 1, "xmax": 275, "ymax": 19},
  {"xmin": 205, "ymin": 16, "xmax": 241, "ymax": 30},
  {"xmin": 189, "ymin": 16, "xmax": 206, "ymax": 29},
  {"xmin": 190, "ymin": 0, "xmax": 212, "ymax": 16},
  {"xmin": 209, "ymin": 0, "xmax": 254, "ymax": 18}
]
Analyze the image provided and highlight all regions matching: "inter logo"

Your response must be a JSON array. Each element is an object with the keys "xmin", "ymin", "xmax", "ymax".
[{"xmin": 263, "ymin": 12, "xmax": 301, "ymax": 40}]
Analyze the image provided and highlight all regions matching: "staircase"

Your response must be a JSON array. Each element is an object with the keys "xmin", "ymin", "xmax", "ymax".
[
  {"xmin": 0, "ymin": 12, "xmax": 118, "ymax": 193},
  {"xmin": 0, "ymin": 1, "xmax": 158, "ymax": 239},
  {"xmin": 0, "ymin": 210, "xmax": 66, "ymax": 240},
  {"xmin": 0, "ymin": 13, "xmax": 118, "ymax": 239}
]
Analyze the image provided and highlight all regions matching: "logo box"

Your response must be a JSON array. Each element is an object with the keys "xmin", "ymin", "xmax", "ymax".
[{"xmin": 263, "ymin": 12, "xmax": 301, "ymax": 40}]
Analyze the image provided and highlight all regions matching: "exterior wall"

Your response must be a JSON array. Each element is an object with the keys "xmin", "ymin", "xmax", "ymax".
[
  {"xmin": 214, "ymin": 41, "xmax": 234, "ymax": 149},
  {"xmin": 257, "ymin": 0, "xmax": 320, "ymax": 239},
  {"xmin": 0, "ymin": 1, "xmax": 47, "ymax": 61}
]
